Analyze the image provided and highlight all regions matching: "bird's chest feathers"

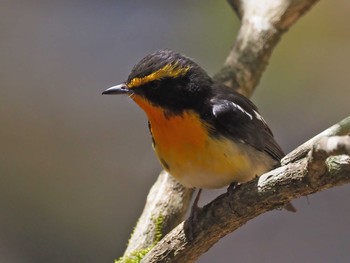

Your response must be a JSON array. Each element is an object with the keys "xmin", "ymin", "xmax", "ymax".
[
  {"xmin": 135, "ymin": 97, "xmax": 208, "ymax": 151},
  {"xmin": 152, "ymin": 113, "xmax": 207, "ymax": 153},
  {"xmin": 133, "ymin": 96, "xmax": 208, "ymax": 155}
]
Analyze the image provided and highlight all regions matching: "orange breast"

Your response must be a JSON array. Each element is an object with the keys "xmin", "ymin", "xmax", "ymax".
[{"xmin": 132, "ymin": 95, "xmax": 208, "ymax": 151}]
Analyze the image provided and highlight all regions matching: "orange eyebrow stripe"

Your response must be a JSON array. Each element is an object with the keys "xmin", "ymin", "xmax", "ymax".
[{"xmin": 128, "ymin": 64, "xmax": 190, "ymax": 89}]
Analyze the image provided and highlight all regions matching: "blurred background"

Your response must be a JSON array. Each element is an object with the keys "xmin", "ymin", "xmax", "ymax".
[{"xmin": 1, "ymin": 0, "xmax": 349, "ymax": 262}]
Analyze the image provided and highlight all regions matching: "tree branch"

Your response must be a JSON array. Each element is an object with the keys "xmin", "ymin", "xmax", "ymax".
[
  {"xmin": 120, "ymin": 0, "xmax": 320, "ymax": 261},
  {"xmin": 282, "ymin": 117, "xmax": 350, "ymax": 166},
  {"xmin": 141, "ymin": 118, "xmax": 350, "ymax": 263},
  {"xmin": 123, "ymin": 171, "xmax": 193, "ymax": 257},
  {"xmin": 214, "ymin": 0, "xmax": 319, "ymax": 96}
]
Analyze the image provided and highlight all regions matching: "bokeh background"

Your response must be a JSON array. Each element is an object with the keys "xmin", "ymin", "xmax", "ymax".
[{"xmin": 1, "ymin": 1, "xmax": 350, "ymax": 262}]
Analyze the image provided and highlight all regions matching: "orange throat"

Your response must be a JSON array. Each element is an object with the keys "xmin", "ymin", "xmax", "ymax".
[{"xmin": 132, "ymin": 95, "xmax": 208, "ymax": 151}]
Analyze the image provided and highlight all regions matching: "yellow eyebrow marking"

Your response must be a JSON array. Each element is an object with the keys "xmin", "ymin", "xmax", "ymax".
[{"xmin": 128, "ymin": 63, "xmax": 190, "ymax": 89}]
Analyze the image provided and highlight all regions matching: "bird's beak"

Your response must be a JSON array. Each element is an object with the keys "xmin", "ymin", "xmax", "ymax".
[{"xmin": 102, "ymin": 83, "xmax": 130, "ymax": 95}]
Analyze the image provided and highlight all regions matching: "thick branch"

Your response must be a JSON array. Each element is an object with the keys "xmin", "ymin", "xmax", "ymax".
[
  {"xmin": 312, "ymin": 135, "xmax": 350, "ymax": 161},
  {"xmin": 122, "ymin": 172, "xmax": 193, "ymax": 257},
  {"xmin": 282, "ymin": 116, "xmax": 350, "ymax": 165},
  {"xmin": 141, "ymin": 119, "xmax": 350, "ymax": 263},
  {"xmin": 307, "ymin": 135, "xmax": 350, "ymax": 184}
]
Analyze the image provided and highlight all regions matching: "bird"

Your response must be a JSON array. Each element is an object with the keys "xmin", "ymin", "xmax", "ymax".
[{"xmin": 103, "ymin": 49, "xmax": 294, "ymax": 211}]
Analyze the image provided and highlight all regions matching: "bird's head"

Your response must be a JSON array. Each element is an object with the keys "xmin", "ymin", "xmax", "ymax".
[{"xmin": 103, "ymin": 49, "xmax": 213, "ymax": 113}]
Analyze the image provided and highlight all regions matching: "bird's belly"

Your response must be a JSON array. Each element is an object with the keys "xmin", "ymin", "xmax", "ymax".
[
  {"xmin": 155, "ymin": 136, "xmax": 275, "ymax": 189},
  {"xmin": 145, "ymin": 109, "xmax": 275, "ymax": 189}
]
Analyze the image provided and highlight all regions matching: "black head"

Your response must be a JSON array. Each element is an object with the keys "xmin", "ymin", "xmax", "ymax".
[{"xmin": 104, "ymin": 49, "xmax": 213, "ymax": 113}]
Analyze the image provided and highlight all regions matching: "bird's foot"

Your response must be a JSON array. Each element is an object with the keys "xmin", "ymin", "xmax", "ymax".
[
  {"xmin": 227, "ymin": 182, "xmax": 239, "ymax": 212},
  {"xmin": 185, "ymin": 188, "xmax": 202, "ymax": 241}
]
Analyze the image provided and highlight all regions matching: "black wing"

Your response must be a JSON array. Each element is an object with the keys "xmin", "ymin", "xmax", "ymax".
[{"xmin": 209, "ymin": 90, "xmax": 284, "ymax": 161}]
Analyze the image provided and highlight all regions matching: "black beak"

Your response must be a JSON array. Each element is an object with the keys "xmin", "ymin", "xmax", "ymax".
[{"xmin": 102, "ymin": 83, "xmax": 130, "ymax": 95}]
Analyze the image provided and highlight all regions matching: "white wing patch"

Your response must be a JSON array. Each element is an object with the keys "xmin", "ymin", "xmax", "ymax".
[
  {"xmin": 212, "ymin": 100, "xmax": 253, "ymax": 120},
  {"xmin": 254, "ymin": 110, "xmax": 267, "ymax": 125},
  {"xmin": 237, "ymin": 104, "xmax": 253, "ymax": 120}
]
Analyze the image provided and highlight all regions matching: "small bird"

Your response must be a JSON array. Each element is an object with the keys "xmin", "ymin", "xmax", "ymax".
[{"xmin": 103, "ymin": 49, "xmax": 293, "ymax": 210}]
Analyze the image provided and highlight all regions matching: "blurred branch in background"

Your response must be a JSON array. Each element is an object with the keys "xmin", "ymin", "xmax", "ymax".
[
  {"xmin": 214, "ymin": 0, "xmax": 319, "ymax": 97},
  {"xmin": 116, "ymin": 0, "xmax": 349, "ymax": 262}
]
